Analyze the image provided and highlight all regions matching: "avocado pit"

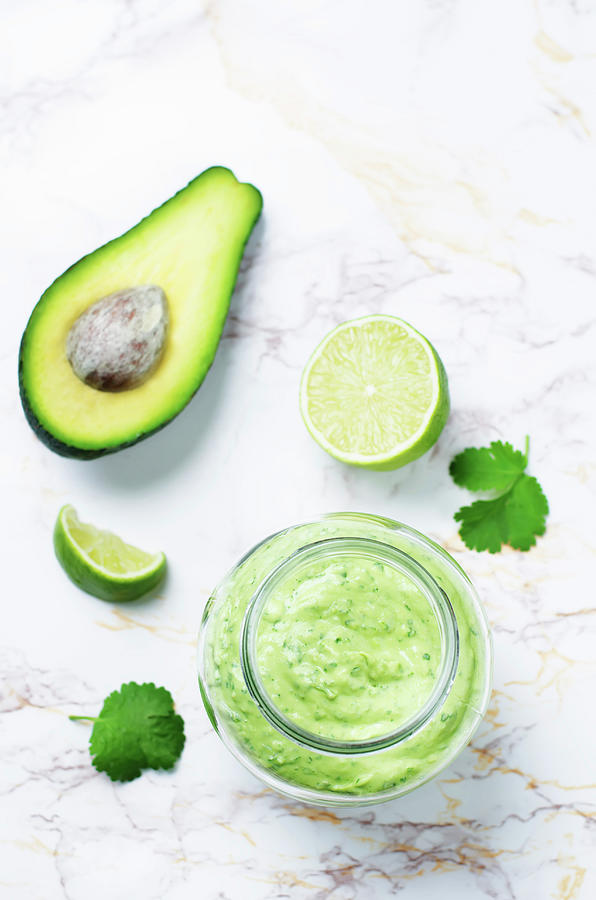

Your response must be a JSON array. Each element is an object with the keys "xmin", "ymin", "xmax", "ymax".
[{"xmin": 66, "ymin": 285, "xmax": 168, "ymax": 391}]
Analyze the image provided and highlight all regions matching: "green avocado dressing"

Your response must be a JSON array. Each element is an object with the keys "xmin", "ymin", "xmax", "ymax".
[
  {"xmin": 203, "ymin": 517, "xmax": 490, "ymax": 799},
  {"xmin": 256, "ymin": 558, "xmax": 442, "ymax": 742}
]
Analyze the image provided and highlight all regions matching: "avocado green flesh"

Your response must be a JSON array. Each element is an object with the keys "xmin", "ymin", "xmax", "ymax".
[{"xmin": 19, "ymin": 167, "xmax": 262, "ymax": 457}]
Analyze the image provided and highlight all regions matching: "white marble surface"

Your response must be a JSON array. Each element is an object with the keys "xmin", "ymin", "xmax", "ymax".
[{"xmin": 1, "ymin": 0, "xmax": 595, "ymax": 897}]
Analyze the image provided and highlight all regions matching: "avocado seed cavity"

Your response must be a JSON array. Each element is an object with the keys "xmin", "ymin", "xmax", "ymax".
[{"xmin": 66, "ymin": 285, "xmax": 169, "ymax": 391}]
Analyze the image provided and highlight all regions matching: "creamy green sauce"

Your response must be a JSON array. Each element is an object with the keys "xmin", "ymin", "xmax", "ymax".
[
  {"xmin": 256, "ymin": 558, "xmax": 441, "ymax": 742},
  {"xmin": 204, "ymin": 517, "xmax": 490, "ymax": 798}
]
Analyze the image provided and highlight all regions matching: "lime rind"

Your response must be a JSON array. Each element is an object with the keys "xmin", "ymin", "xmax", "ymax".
[
  {"xmin": 54, "ymin": 505, "xmax": 166, "ymax": 602},
  {"xmin": 299, "ymin": 315, "xmax": 450, "ymax": 471}
]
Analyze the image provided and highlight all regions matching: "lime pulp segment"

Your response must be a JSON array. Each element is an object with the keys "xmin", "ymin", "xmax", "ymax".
[{"xmin": 64, "ymin": 507, "xmax": 159, "ymax": 574}]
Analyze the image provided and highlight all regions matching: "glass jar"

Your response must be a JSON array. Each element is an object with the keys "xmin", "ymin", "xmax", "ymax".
[{"xmin": 197, "ymin": 513, "xmax": 492, "ymax": 807}]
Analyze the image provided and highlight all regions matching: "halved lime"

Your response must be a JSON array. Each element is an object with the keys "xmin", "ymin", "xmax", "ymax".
[
  {"xmin": 300, "ymin": 315, "xmax": 450, "ymax": 470},
  {"xmin": 53, "ymin": 505, "xmax": 166, "ymax": 602}
]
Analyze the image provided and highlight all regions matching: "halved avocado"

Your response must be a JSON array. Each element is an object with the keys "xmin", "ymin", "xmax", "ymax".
[{"xmin": 19, "ymin": 166, "xmax": 262, "ymax": 459}]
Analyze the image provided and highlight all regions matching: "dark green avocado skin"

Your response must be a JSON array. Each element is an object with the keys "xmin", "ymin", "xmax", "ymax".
[
  {"xmin": 18, "ymin": 362, "xmax": 174, "ymax": 459},
  {"xmin": 19, "ymin": 324, "xmax": 208, "ymax": 460},
  {"xmin": 18, "ymin": 167, "xmax": 262, "ymax": 459}
]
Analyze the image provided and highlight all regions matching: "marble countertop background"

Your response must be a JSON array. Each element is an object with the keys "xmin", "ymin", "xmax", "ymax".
[{"xmin": 1, "ymin": 1, "xmax": 595, "ymax": 897}]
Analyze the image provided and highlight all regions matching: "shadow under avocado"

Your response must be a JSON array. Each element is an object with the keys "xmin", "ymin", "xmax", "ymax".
[{"xmin": 88, "ymin": 342, "xmax": 234, "ymax": 489}]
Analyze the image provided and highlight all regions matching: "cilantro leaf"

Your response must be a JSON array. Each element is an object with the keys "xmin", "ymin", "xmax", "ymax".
[
  {"xmin": 454, "ymin": 495, "xmax": 508, "ymax": 553},
  {"xmin": 449, "ymin": 440, "xmax": 527, "ymax": 492},
  {"xmin": 450, "ymin": 438, "xmax": 549, "ymax": 553},
  {"xmin": 70, "ymin": 682, "xmax": 185, "ymax": 782},
  {"xmin": 503, "ymin": 475, "xmax": 549, "ymax": 551}
]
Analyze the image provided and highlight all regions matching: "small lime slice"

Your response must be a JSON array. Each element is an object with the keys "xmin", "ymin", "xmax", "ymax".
[
  {"xmin": 300, "ymin": 315, "xmax": 450, "ymax": 470},
  {"xmin": 53, "ymin": 505, "xmax": 167, "ymax": 602}
]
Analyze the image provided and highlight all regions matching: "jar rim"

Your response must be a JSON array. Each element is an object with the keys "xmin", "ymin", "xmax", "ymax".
[{"xmin": 240, "ymin": 535, "xmax": 460, "ymax": 756}]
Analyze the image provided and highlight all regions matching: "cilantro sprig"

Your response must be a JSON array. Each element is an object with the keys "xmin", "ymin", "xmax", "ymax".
[
  {"xmin": 70, "ymin": 682, "xmax": 185, "ymax": 782},
  {"xmin": 449, "ymin": 437, "xmax": 549, "ymax": 553}
]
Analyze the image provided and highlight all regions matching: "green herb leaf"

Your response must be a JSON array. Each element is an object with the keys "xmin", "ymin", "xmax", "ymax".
[
  {"xmin": 503, "ymin": 475, "xmax": 549, "ymax": 551},
  {"xmin": 449, "ymin": 440, "xmax": 527, "ymax": 492},
  {"xmin": 70, "ymin": 682, "xmax": 185, "ymax": 782},
  {"xmin": 450, "ymin": 438, "xmax": 548, "ymax": 553},
  {"xmin": 454, "ymin": 495, "xmax": 508, "ymax": 553}
]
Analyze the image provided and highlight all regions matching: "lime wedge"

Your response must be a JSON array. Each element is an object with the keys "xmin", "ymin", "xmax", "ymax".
[
  {"xmin": 53, "ymin": 505, "xmax": 166, "ymax": 601},
  {"xmin": 299, "ymin": 315, "xmax": 450, "ymax": 470}
]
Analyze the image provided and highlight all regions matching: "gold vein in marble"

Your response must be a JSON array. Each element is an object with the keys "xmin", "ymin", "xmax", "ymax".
[
  {"xmin": 206, "ymin": 7, "xmax": 525, "ymax": 272},
  {"xmin": 216, "ymin": 821, "xmax": 256, "ymax": 847},
  {"xmin": 534, "ymin": 31, "xmax": 574, "ymax": 64},
  {"xmin": 505, "ymin": 646, "xmax": 594, "ymax": 700},
  {"xmin": 470, "ymin": 742, "xmax": 596, "ymax": 793},
  {"xmin": 554, "ymin": 856, "xmax": 586, "ymax": 900},
  {"xmin": 285, "ymin": 806, "xmax": 341, "ymax": 825},
  {"xmin": 95, "ymin": 609, "xmax": 195, "ymax": 646}
]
